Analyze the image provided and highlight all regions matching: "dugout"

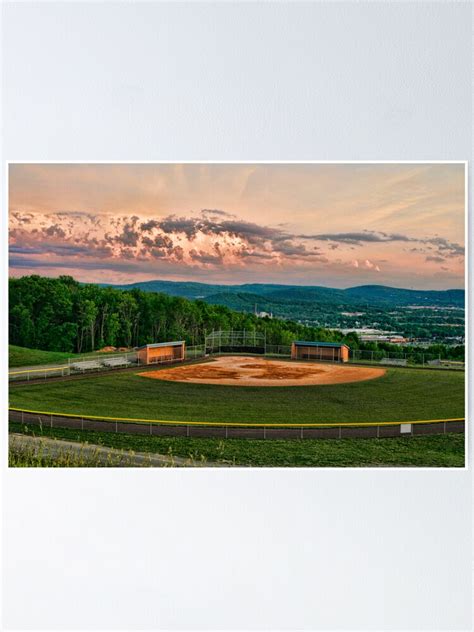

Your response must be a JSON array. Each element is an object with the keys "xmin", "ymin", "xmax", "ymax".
[
  {"xmin": 291, "ymin": 341, "xmax": 350, "ymax": 363},
  {"xmin": 136, "ymin": 341, "xmax": 185, "ymax": 365}
]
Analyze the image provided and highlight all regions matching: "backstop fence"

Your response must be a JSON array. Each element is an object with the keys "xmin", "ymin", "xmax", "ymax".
[
  {"xmin": 8, "ymin": 407, "xmax": 465, "ymax": 440},
  {"xmin": 205, "ymin": 330, "xmax": 267, "ymax": 354}
]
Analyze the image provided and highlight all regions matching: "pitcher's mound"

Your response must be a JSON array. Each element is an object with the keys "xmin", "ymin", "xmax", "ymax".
[{"xmin": 138, "ymin": 355, "xmax": 385, "ymax": 387}]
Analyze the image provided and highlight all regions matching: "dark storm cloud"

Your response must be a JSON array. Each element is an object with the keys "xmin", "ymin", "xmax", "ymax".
[
  {"xmin": 297, "ymin": 229, "xmax": 464, "ymax": 259},
  {"xmin": 172, "ymin": 245, "xmax": 184, "ymax": 261},
  {"xmin": 271, "ymin": 241, "xmax": 309, "ymax": 257},
  {"xmin": 138, "ymin": 215, "xmax": 293, "ymax": 253},
  {"xmin": 189, "ymin": 249, "xmax": 223, "ymax": 264},
  {"xmin": 9, "ymin": 210, "xmax": 464, "ymax": 279},
  {"xmin": 425, "ymin": 237, "xmax": 464, "ymax": 257},
  {"xmin": 217, "ymin": 219, "xmax": 282, "ymax": 243},
  {"xmin": 140, "ymin": 219, "xmax": 160, "ymax": 232},
  {"xmin": 116, "ymin": 223, "xmax": 140, "ymax": 247},
  {"xmin": 43, "ymin": 224, "xmax": 66, "ymax": 239},
  {"xmin": 303, "ymin": 230, "xmax": 413, "ymax": 246},
  {"xmin": 10, "ymin": 242, "xmax": 96, "ymax": 257},
  {"xmin": 141, "ymin": 236, "xmax": 154, "ymax": 247},
  {"xmin": 153, "ymin": 234, "xmax": 174, "ymax": 249},
  {"xmin": 157, "ymin": 216, "xmax": 201, "ymax": 239},
  {"xmin": 150, "ymin": 248, "xmax": 168, "ymax": 258},
  {"xmin": 200, "ymin": 209, "xmax": 235, "ymax": 217},
  {"xmin": 8, "ymin": 256, "xmax": 213, "ymax": 279},
  {"xmin": 11, "ymin": 211, "xmax": 34, "ymax": 224},
  {"xmin": 239, "ymin": 250, "xmax": 274, "ymax": 260}
]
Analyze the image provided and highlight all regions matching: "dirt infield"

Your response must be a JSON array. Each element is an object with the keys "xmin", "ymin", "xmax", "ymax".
[{"xmin": 138, "ymin": 355, "xmax": 386, "ymax": 386}]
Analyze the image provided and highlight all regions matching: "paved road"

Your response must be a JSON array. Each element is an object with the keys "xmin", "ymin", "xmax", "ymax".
[{"xmin": 9, "ymin": 433, "xmax": 224, "ymax": 467}]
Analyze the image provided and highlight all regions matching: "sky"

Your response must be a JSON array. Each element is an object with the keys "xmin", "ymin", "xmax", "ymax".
[{"xmin": 9, "ymin": 163, "xmax": 465, "ymax": 289}]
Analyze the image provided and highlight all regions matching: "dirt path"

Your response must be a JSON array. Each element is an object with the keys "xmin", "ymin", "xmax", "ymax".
[{"xmin": 139, "ymin": 355, "xmax": 385, "ymax": 386}]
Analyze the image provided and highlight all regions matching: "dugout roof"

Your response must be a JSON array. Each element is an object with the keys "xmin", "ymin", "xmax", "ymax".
[{"xmin": 294, "ymin": 341, "xmax": 350, "ymax": 349}]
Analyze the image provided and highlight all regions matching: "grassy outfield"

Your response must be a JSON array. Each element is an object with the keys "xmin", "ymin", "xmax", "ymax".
[
  {"xmin": 9, "ymin": 364, "xmax": 464, "ymax": 424},
  {"xmin": 9, "ymin": 422, "xmax": 465, "ymax": 467}
]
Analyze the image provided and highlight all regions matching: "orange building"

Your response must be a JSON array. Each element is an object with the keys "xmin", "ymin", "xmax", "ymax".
[
  {"xmin": 291, "ymin": 341, "xmax": 350, "ymax": 363},
  {"xmin": 136, "ymin": 341, "xmax": 185, "ymax": 365}
]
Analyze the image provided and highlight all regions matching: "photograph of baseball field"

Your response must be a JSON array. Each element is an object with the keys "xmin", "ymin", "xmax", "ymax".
[{"xmin": 8, "ymin": 162, "xmax": 466, "ymax": 467}]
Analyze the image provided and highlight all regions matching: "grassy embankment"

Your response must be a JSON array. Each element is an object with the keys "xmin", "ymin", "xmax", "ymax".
[
  {"xmin": 9, "ymin": 344, "xmax": 129, "ymax": 368},
  {"xmin": 8, "ymin": 433, "xmax": 139, "ymax": 467},
  {"xmin": 9, "ymin": 365, "xmax": 465, "ymax": 425},
  {"xmin": 9, "ymin": 422, "xmax": 465, "ymax": 467}
]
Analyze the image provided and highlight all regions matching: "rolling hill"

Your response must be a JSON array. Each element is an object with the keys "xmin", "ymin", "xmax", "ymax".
[{"xmin": 105, "ymin": 280, "xmax": 464, "ymax": 308}]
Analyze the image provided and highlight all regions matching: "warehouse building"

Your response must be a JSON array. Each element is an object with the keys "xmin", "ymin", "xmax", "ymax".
[{"xmin": 291, "ymin": 341, "xmax": 350, "ymax": 363}]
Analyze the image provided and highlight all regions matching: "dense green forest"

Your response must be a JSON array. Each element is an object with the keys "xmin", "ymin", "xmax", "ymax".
[
  {"xmin": 9, "ymin": 275, "xmax": 355, "ymax": 353},
  {"xmin": 9, "ymin": 275, "xmax": 464, "ymax": 361}
]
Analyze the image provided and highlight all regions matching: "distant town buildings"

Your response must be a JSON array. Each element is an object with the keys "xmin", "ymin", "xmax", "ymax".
[
  {"xmin": 339, "ymin": 328, "xmax": 407, "ymax": 344},
  {"xmin": 254, "ymin": 304, "xmax": 273, "ymax": 319}
]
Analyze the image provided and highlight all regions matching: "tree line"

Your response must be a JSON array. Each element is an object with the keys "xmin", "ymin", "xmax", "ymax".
[
  {"xmin": 9, "ymin": 275, "xmax": 353, "ymax": 353},
  {"xmin": 9, "ymin": 275, "xmax": 464, "ymax": 361}
]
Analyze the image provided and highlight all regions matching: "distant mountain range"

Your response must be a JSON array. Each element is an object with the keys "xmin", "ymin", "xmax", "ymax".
[{"xmin": 102, "ymin": 280, "xmax": 464, "ymax": 309}]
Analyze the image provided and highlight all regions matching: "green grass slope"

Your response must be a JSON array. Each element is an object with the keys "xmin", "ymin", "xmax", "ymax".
[
  {"xmin": 9, "ymin": 365, "xmax": 464, "ymax": 424},
  {"xmin": 9, "ymin": 345, "xmax": 129, "ymax": 368},
  {"xmin": 9, "ymin": 423, "xmax": 465, "ymax": 467},
  {"xmin": 9, "ymin": 345, "xmax": 77, "ymax": 368}
]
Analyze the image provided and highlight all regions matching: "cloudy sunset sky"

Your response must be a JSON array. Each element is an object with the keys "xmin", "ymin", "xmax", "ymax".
[{"xmin": 9, "ymin": 163, "xmax": 465, "ymax": 289}]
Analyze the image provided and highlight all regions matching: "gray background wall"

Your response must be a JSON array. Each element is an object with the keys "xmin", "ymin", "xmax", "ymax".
[{"xmin": 1, "ymin": 2, "xmax": 472, "ymax": 630}]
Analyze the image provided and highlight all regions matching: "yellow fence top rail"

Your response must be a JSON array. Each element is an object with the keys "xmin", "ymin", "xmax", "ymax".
[
  {"xmin": 8, "ymin": 406, "xmax": 465, "ymax": 429},
  {"xmin": 9, "ymin": 366, "xmax": 68, "ymax": 376}
]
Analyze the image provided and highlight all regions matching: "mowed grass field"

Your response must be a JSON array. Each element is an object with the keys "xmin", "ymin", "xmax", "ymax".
[{"xmin": 9, "ymin": 363, "xmax": 465, "ymax": 424}]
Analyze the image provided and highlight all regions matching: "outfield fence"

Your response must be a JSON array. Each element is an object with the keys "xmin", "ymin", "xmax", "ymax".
[
  {"xmin": 349, "ymin": 348, "xmax": 464, "ymax": 369},
  {"xmin": 185, "ymin": 344, "xmax": 206, "ymax": 360},
  {"xmin": 8, "ymin": 407, "xmax": 465, "ymax": 440}
]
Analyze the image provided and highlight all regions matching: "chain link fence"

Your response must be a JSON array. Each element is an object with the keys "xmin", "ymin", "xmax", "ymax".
[
  {"xmin": 349, "ymin": 348, "xmax": 464, "ymax": 369},
  {"xmin": 9, "ymin": 342, "xmax": 464, "ymax": 383},
  {"xmin": 10, "ymin": 349, "xmax": 173, "ymax": 382},
  {"xmin": 8, "ymin": 408, "xmax": 465, "ymax": 440},
  {"xmin": 185, "ymin": 344, "xmax": 206, "ymax": 360}
]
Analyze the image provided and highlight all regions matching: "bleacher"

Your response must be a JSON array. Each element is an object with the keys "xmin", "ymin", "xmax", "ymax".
[
  {"xmin": 70, "ymin": 360, "xmax": 103, "ymax": 372},
  {"xmin": 380, "ymin": 358, "xmax": 407, "ymax": 366},
  {"xmin": 101, "ymin": 356, "xmax": 131, "ymax": 368}
]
